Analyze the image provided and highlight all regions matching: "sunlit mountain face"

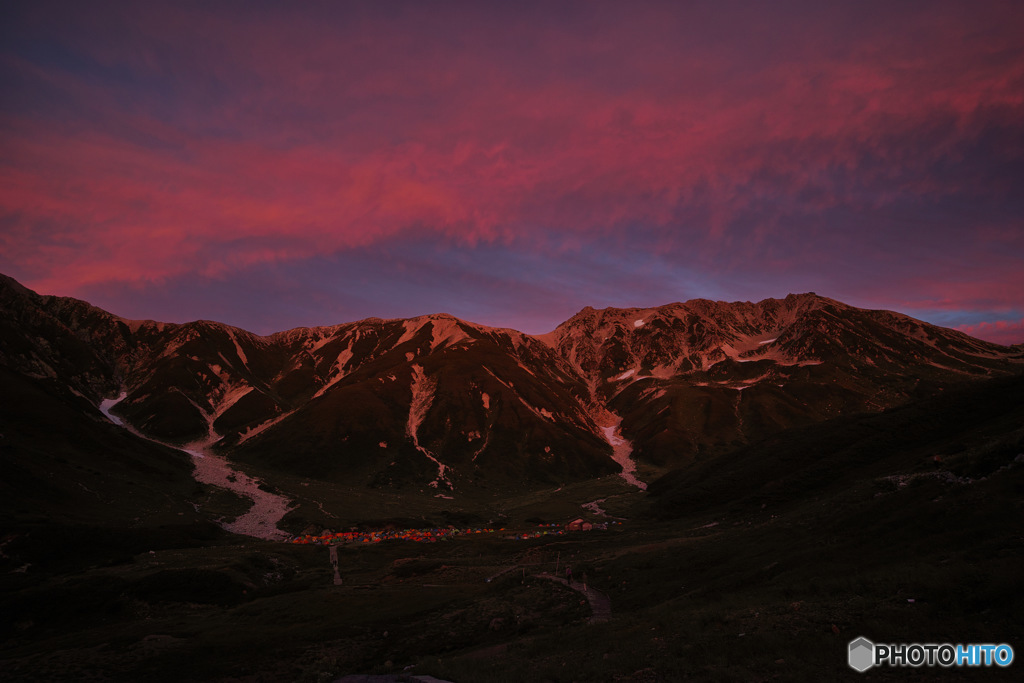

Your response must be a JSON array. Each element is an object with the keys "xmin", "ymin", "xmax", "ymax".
[
  {"xmin": 3, "ymin": 272, "xmax": 1023, "ymax": 681},
  {"xmin": 3, "ymin": 2, "xmax": 1023, "ymax": 679},
  {"xmin": 3, "ymin": 274, "xmax": 1020, "ymax": 497}
]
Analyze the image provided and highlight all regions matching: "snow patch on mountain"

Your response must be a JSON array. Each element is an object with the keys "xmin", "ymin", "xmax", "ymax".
[
  {"xmin": 98, "ymin": 392, "xmax": 127, "ymax": 425},
  {"xmin": 226, "ymin": 328, "xmax": 249, "ymax": 367},
  {"xmin": 429, "ymin": 316, "xmax": 472, "ymax": 350},
  {"xmin": 407, "ymin": 365, "xmax": 434, "ymax": 443},
  {"xmin": 185, "ymin": 445, "xmax": 292, "ymax": 540},
  {"xmin": 308, "ymin": 326, "xmax": 346, "ymax": 352},
  {"xmin": 214, "ymin": 383, "xmax": 254, "ymax": 419},
  {"xmin": 407, "ymin": 364, "xmax": 452, "ymax": 489},
  {"xmin": 313, "ymin": 344, "xmax": 355, "ymax": 398},
  {"xmin": 96, "ymin": 390, "xmax": 292, "ymax": 540},
  {"xmin": 471, "ymin": 429, "xmax": 491, "ymax": 462},
  {"xmin": 721, "ymin": 331, "xmax": 786, "ymax": 361},
  {"xmin": 398, "ymin": 320, "xmax": 423, "ymax": 347},
  {"xmin": 482, "ymin": 366, "xmax": 555, "ymax": 421},
  {"xmin": 237, "ymin": 409, "xmax": 297, "ymax": 445},
  {"xmin": 397, "ymin": 315, "xmax": 474, "ymax": 353},
  {"xmin": 599, "ymin": 422, "xmax": 646, "ymax": 490}
]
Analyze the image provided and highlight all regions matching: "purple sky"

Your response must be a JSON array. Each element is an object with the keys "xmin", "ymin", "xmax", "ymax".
[{"xmin": 2, "ymin": 0, "xmax": 1023, "ymax": 343}]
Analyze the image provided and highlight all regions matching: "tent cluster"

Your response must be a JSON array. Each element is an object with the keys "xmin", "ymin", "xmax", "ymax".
[
  {"xmin": 287, "ymin": 520, "xmax": 619, "ymax": 546},
  {"xmin": 289, "ymin": 527, "xmax": 500, "ymax": 545},
  {"xmin": 508, "ymin": 528, "xmax": 565, "ymax": 540}
]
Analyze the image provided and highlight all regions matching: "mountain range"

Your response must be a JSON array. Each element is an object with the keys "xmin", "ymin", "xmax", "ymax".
[
  {"xmin": 3, "ymin": 271, "xmax": 1024, "ymax": 681},
  {"xmin": 2, "ymin": 272, "xmax": 1021, "ymax": 506}
]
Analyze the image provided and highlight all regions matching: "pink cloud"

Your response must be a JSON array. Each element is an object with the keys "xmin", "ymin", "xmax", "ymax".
[
  {"xmin": 1, "ymin": 0, "xmax": 1022, "ymax": 316},
  {"xmin": 878, "ymin": 263, "xmax": 1024, "ymax": 315},
  {"xmin": 957, "ymin": 319, "xmax": 1024, "ymax": 346}
]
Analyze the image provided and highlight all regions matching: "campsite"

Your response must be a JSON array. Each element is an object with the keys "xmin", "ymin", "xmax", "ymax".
[{"xmin": 3, "ymin": 443, "xmax": 1020, "ymax": 683}]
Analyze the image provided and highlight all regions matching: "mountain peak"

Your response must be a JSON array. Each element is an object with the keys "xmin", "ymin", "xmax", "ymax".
[{"xmin": 1, "ymin": 272, "xmax": 1021, "ymax": 493}]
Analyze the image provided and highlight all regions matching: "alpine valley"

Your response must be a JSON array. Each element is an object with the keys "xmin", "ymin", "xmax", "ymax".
[{"xmin": 2, "ymin": 272, "xmax": 1022, "ymax": 682}]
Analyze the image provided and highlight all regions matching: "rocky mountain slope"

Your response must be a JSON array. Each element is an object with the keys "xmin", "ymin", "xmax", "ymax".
[
  {"xmin": 2, "ymin": 274, "xmax": 1021, "ymax": 494},
  {"xmin": 544, "ymin": 294, "xmax": 1021, "ymax": 466}
]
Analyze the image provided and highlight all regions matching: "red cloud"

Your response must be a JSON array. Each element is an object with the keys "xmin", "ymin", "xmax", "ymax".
[
  {"xmin": 957, "ymin": 319, "xmax": 1024, "ymax": 346},
  {"xmin": 2, "ymin": 0, "xmax": 1022, "ymax": 314}
]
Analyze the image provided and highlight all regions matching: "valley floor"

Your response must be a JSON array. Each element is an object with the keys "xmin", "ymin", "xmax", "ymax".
[{"xmin": 2, "ymin": 455, "xmax": 1021, "ymax": 682}]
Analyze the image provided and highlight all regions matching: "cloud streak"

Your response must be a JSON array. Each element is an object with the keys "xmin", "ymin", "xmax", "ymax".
[
  {"xmin": 2, "ymin": 0, "xmax": 1022, "ymax": 341},
  {"xmin": 957, "ymin": 319, "xmax": 1024, "ymax": 347}
]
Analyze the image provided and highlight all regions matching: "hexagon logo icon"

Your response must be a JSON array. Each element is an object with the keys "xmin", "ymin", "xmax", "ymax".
[{"xmin": 849, "ymin": 637, "xmax": 875, "ymax": 672}]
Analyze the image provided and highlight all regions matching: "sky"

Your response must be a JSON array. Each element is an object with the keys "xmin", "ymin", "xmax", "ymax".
[{"xmin": 2, "ymin": 1, "xmax": 1022, "ymax": 343}]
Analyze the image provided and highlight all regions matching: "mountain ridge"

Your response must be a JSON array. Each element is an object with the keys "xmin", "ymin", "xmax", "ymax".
[
  {"xmin": 11, "ymin": 272, "xmax": 1014, "ymax": 351},
  {"xmin": 2, "ymin": 272, "xmax": 1021, "ymax": 494}
]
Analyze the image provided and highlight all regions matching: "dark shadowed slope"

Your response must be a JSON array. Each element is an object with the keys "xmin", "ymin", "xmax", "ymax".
[
  {"xmin": 647, "ymin": 372, "xmax": 1024, "ymax": 519},
  {"xmin": 2, "ymin": 273, "xmax": 1021, "ymax": 495}
]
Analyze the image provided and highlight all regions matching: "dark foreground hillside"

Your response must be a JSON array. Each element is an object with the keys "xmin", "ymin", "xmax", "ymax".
[{"xmin": 2, "ymin": 376, "xmax": 1021, "ymax": 681}]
